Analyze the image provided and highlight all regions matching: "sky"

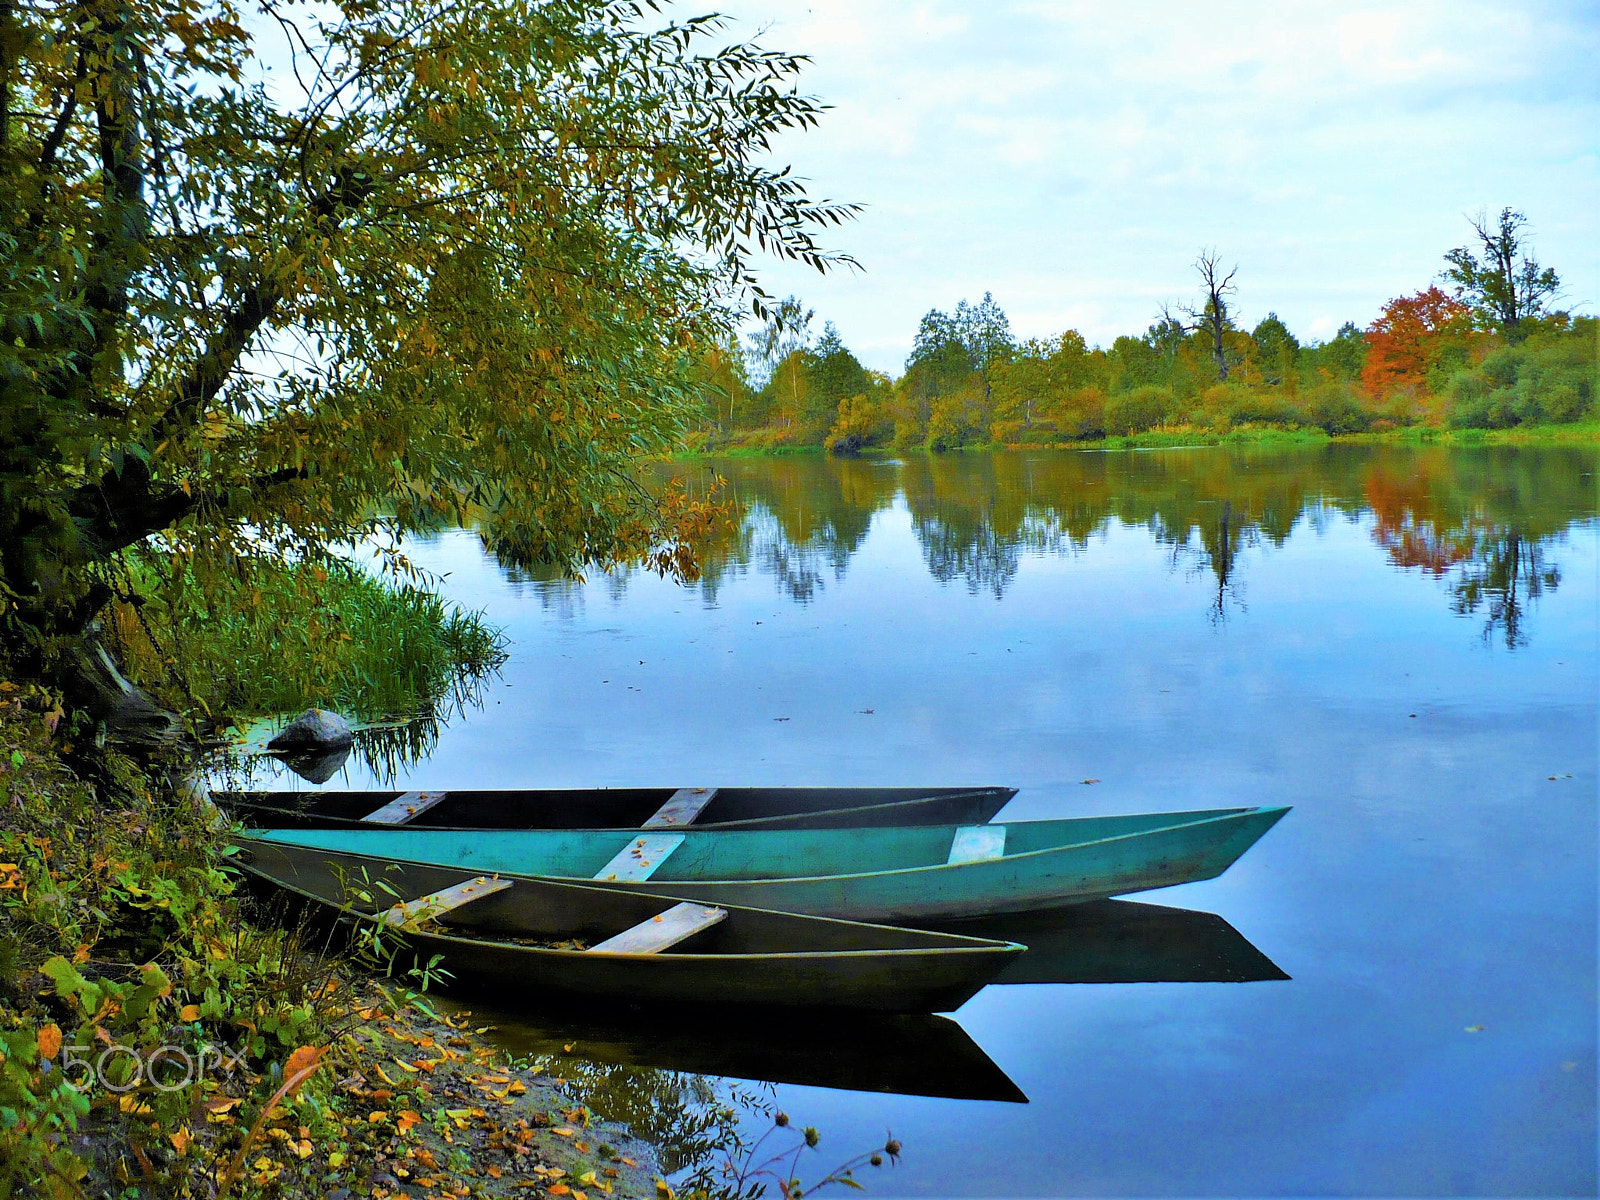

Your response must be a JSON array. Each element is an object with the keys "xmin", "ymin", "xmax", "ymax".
[{"xmin": 709, "ymin": 1, "xmax": 1600, "ymax": 373}]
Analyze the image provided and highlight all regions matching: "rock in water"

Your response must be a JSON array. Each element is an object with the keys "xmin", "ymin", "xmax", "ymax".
[{"xmin": 267, "ymin": 707, "xmax": 354, "ymax": 752}]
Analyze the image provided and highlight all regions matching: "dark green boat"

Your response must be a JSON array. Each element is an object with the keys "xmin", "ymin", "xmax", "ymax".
[
  {"xmin": 237, "ymin": 838, "xmax": 1024, "ymax": 1013},
  {"xmin": 214, "ymin": 785, "xmax": 1016, "ymax": 831},
  {"xmin": 247, "ymin": 805, "xmax": 1290, "ymax": 922}
]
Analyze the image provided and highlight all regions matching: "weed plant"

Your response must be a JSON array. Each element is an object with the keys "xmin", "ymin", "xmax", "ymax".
[{"xmin": 105, "ymin": 555, "xmax": 507, "ymax": 725}]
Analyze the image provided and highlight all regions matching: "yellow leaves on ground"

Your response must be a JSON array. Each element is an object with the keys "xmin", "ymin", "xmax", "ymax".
[
  {"xmin": 169, "ymin": 1127, "xmax": 192, "ymax": 1155},
  {"xmin": 282, "ymin": 1044, "xmax": 325, "ymax": 1094},
  {"xmin": 0, "ymin": 862, "xmax": 22, "ymax": 890},
  {"xmin": 36, "ymin": 1023, "xmax": 61, "ymax": 1059},
  {"xmin": 180, "ymin": 1004, "xmax": 201, "ymax": 1021},
  {"xmin": 397, "ymin": 1109, "xmax": 422, "ymax": 1134}
]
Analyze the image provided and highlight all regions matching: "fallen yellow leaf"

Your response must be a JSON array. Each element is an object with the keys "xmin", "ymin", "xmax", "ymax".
[
  {"xmin": 36, "ymin": 1023, "xmax": 61, "ymax": 1060},
  {"xmin": 180, "ymin": 1004, "xmax": 201, "ymax": 1021},
  {"xmin": 169, "ymin": 1128, "xmax": 192, "ymax": 1155}
]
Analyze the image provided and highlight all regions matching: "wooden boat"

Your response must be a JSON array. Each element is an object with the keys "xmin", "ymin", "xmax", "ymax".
[
  {"xmin": 245, "ymin": 805, "xmax": 1290, "ymax": 922},
  {"xmin": 236, "ymin": 838, "xmax": 1023, "ymax": 1013},
  {"xmin": 214, "ymin": 785, "xmax": 1016, "ymax": 832}
]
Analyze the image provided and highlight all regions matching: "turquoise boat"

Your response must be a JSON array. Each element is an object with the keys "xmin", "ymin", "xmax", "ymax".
[{"xmin": 245, "ymin": 805, "xmax": 1289, "ymax": 922}]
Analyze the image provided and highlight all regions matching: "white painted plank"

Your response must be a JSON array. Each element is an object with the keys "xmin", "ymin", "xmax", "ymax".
[
  {"xmin": 593, "ymin": 833, "xmax": 686, "ymax": 882},
  {"xmin": 642, "ymin": 788, "xmax": 719, "ymax": 829},
  {"xmin": 362, "ymin": 790, "xmax": 449, "ymax": 825},
  {"xmin": 947, "ymin": 824, "xmax": 1007, "ymax": 865},
  {"xmin": 381, "ymin": 876, "xmax": 512, "ymax": 927},
  {"xmin": 587, "ymin": 902, "xmax": 728, "ymax": 954}
]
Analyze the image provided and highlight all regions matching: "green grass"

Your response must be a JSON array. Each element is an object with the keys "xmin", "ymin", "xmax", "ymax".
[
  {"xmin": 684, "ymin": 420, "xmax": 1598, "ymax": 457},
  {"xmin": 111, "ymin": 557, "xmax": 507, "ymax": 724}
]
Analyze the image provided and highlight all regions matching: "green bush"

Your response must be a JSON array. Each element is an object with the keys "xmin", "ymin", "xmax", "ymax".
[
  {"xmin": 1302, "ymin": 380, "xmax": 1372, "ymax": 433},
  {"xmin": 1046, "ymin": 386, "xmax": 1107, "ymax": 440},
  {"xmin": 1445, "ymin": 320, "xmax": 1597, "ymax": 429},
  {"xmin": 1103, "ymin": 385, "xmax": 1173, "ymax": 435}
]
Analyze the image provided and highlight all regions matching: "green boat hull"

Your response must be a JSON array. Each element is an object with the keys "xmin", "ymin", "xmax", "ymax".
[{"xmin": 248, "ymin": 805, "xmax": 1290, "ymax": 922}]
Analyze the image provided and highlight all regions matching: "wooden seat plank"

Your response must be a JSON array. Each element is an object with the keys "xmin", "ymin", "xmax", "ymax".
[
  {"xmin": 641, "ymin": 787, "xmax": 719, "ymax": 829},
  {"xmin": 381, "ymin": 876, "xmax": 512, "ymax": 927},
  {"xmin": 947, "ymin": 824, "xmax": 1007, "ymax": 865},
  {"xmin": 593, "ymin": 833, "xmax": 686, "ymax": 882},
  {"xmin": 363, "ymin": 790, "xmax": 449, "ymax": 825},
  {"xmin": 586, "ymin": 902, "xmax": 728, "ymax": 954}
]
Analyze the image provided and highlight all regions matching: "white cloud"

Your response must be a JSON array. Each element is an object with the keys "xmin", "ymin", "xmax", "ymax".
[{"xmin": 711, "ymin": 0, "xmax": 1600, "ymax": 368}]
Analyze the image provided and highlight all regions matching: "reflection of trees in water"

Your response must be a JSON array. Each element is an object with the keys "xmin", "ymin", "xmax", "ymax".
[
  {"xmin": 1360, "ymin": 452, "xmax": 1583, "ymax": 649},
  {"xmin": 744, "ymin": 505, "xmax": 851, "ymax": 603},
  {"xmin": 914, "ymin": 512, "xmax": 1020, "ymax": 598},
  {"xmin": 463, "ymin": 447, "xmax": 1592, "ymax": 646},
  {"xmin": 1450, "ymin": 530, "xmax": 1560, "ymax": 648},
  {"xmin": 1163, "ymin": 500, "xmax": 1255, "ymax": 623}
]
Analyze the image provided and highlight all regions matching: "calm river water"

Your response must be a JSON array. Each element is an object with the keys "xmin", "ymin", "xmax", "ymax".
[{"xmin": 248, "ymin": 445, "xmax": 1597, "ymax": 1197}]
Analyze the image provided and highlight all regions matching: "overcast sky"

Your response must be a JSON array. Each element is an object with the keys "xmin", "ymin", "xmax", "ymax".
[{"xmin": 712, "ymin": 1, "xmax": 1599, "ymax": 373}]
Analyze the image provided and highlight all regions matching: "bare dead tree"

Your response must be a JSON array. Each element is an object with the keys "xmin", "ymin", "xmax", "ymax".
[{"xmin": 1178, "ymin": 251, "xmax": 1239, "ymax": 380}]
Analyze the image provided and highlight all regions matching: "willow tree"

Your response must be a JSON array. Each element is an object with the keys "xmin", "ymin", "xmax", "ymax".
[{"xmin": 0, "ymin": 0, "xmax": 853, "ymax": 731}]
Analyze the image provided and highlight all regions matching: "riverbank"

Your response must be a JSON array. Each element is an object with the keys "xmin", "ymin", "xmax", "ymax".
[
  {"xmin": 681, "ymin": 421, "xmax": 1600, "ymax": 459},
  {"xmin": 0, "ymin": 696, "xmax": 665, "ymax": 1198}
]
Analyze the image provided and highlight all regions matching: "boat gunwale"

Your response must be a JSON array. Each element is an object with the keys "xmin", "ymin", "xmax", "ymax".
[
  {"xmin": 248, "ymin": 805, "xmax": 1292, "ymax": 890},
  {"xmin": 235, "ymin": 846, "xmax": 1027, "ymax": 958},
  {"xmin": 215, "ymin": 786, "xmax": 1019, "ymax": 833}
]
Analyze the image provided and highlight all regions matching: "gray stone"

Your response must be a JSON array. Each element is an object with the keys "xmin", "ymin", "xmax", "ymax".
[{"xmin": 267, "ymin": 707, "xmax": 354, "ymax": 752}]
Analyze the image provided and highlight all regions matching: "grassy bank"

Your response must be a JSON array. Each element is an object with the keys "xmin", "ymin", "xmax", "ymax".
[
  {"xmin": 681, "ymin": 421, "xmax": 1599, "ymax": 458},
  {"xmin": 0, "ymin": 694, "xmax": 664, "ymax": 1198}
]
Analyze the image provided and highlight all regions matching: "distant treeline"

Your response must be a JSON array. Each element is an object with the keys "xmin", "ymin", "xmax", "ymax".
[{"xmin": 688, "ymin": 209, "xmax": 1596, "ymax": 453}]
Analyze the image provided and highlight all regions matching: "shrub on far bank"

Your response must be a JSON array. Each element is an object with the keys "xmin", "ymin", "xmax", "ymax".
[
  {"xmin": 825, "ymin": 393, "xmax": 895, "ymax": 454},
  {"xmin": 1444, "ymin": 319, "xmax": 1598, "ymax": 429},
  {"xmin": 1301, "ymin": 380, "xmax": 1372, "ymax": 433},
  {"xmin": 1104, "ymin": 385, "xmax": 1174, "ymax": 435},
  {"xmin": 1047, "ymin": 386, "xmax": 1108, "ymax": 440}
]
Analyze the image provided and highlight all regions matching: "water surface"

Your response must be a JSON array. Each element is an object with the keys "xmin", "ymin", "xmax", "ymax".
[{"xmin": 242, "ymin": 445, "xmax": 1597, "ymax": 1197}]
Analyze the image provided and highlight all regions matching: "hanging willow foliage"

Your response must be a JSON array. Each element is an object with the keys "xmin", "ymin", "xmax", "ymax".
[{"xmin": 0, "ymin": 0, "xmax": 855, "ymax": 697}]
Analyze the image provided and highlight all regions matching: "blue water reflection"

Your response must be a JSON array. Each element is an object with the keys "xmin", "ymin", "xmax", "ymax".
[{"xmin": 269, "ymin": 446, "xmax": 1598, "ymax": 1196}]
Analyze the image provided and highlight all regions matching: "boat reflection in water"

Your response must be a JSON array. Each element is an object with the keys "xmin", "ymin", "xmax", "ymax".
[
  {"xmin": 954, "ymin": 898, "xmax": 1291, "ymax": 986},
  {"xmin": 473, "ymin": 1007, "xmax": 1030, "ymax": 1104},
  {"xmin": 454, "ymin": 899, "xmax": 1287, "ymax": 1105}
]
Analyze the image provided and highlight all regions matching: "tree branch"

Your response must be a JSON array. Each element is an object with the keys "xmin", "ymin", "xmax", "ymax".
[{"xmin": 141, "ymin": 164, "xmax": 376, "ymax": 450}]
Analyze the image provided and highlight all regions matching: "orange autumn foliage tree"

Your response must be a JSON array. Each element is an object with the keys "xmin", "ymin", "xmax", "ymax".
[{"xmin": 1361, "ymin": 288, "xmax": 1471, "ymax": 400}]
